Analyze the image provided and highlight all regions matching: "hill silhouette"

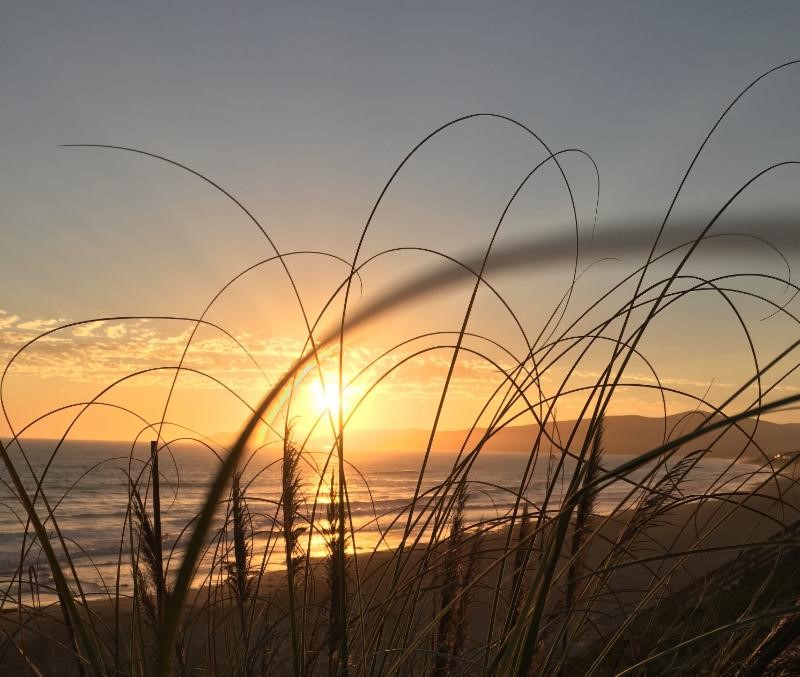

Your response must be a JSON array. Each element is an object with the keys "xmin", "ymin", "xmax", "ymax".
[{"xmin": 339, "ymin": 411, "xmax": 800, "ymax": 461}]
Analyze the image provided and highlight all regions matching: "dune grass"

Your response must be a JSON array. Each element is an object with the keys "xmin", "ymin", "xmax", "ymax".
[{"xmin": 2, "ymin": 61, "xmax": 800, "ymax": 676}]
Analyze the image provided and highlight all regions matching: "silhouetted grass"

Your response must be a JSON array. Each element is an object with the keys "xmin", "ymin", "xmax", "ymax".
[{"xmin": 1, "ymin": 60, "xmax": 800, "ymax": 676}]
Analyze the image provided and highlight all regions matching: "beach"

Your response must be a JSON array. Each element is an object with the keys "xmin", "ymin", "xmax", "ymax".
[{"xmin": 3, "ymin": 456, "xmax": 798, "ymax": 675}]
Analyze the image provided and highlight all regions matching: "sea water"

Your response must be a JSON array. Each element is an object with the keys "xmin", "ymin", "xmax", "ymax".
[{"xmin": 0, "ymin": 438, "xmax": 771, "ymax": 607}]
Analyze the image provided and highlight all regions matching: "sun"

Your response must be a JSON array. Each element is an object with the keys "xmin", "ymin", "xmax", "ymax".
[
  {"xmin": 302, "ymin": 368, "xmax": 367, "ymax": 426},
  {"xmin": 310, "ymin": 378, "xmax": 342, "ymax": 418}
]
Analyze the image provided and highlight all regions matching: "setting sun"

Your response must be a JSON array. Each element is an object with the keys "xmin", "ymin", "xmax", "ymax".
[
  {"xmin": 304, "ymin": 370, "xmax": 366, "ymax": 424},
  {"xmin": 310, "ymin": 378, "xmax": 342, "ymax": 417}
]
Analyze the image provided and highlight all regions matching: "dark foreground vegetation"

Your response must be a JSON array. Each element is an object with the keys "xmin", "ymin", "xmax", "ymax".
[{"xmin": 3, "ymin": 61, "xmax": 800, "ymax": 675}]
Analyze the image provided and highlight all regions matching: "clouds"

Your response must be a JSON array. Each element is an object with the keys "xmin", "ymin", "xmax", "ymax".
[
  {"xmin": 3, "ymin": 305, "xmax": 798, "ymax": 437},
  {"xmin": 0, "ymin": 309, "xmax": 520, "ymax": 403},
  {"xmin": 0, "ymin": 310, "xmax": 72, "ymax": 338},
  {"xmin": 15, "ymin": 317, "xmax": 69, "ymax": 331},
  {"xmin": 0, "ymin": 311, "xmax": 20, "ymax": 330},
  {"xmin": 1, "ymin": 314, "xmax": 267, "ymax": 387}
]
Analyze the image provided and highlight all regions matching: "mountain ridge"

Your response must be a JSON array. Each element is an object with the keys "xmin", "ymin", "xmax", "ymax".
[{"xmin": 336, "ymin": 411, "xmax": 800, "ymax": 460}]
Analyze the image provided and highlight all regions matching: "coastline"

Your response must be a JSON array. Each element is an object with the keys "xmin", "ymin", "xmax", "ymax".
[{"xmin": 3, "ymin": 461, "xmax": 799, "ymax": 674}]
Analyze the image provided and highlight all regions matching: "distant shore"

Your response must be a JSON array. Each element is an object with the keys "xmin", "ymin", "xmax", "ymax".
[{"xmin": 336, "ymin": 410, "xmax": 800, "ymax": 460}]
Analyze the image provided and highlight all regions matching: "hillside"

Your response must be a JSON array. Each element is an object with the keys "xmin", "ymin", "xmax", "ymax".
[{"xmin": 340, "ymin": 411, "xmax": 800, "ymax": 460}]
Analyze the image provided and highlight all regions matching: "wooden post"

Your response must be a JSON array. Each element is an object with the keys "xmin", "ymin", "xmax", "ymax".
[{"xmin": 150, "ymin": 440, "xmax": 164, "ymax": 617}]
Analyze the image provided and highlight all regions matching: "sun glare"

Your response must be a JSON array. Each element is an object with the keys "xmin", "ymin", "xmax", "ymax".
[
  {"xmin": 303, "ymin": 367, "xmax": 370, "ymax": 424},
  {"xmin": 310, "ymin": 379, "xmax": 342, "ymax": 417}
]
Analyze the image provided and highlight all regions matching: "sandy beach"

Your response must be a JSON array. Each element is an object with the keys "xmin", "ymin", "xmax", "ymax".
[{"xmin": 3, "ymin": 459, "xmax": 799, "ymax": 675}]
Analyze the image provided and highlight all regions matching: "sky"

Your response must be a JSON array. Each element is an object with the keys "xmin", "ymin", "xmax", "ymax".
[{"xmin": 1, "ymin": 2, "xmax": 800, "ymax": 442}]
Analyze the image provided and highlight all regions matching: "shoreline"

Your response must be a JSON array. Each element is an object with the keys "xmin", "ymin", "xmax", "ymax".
[{"xmin": 2, "ymin": 463, "xmax": 799, "ymax": 674}]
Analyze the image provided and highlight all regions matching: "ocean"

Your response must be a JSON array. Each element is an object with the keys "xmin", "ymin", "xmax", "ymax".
[{"xmin": 0, "ymin": 438, "xmax": 769, "ymax": 607}]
